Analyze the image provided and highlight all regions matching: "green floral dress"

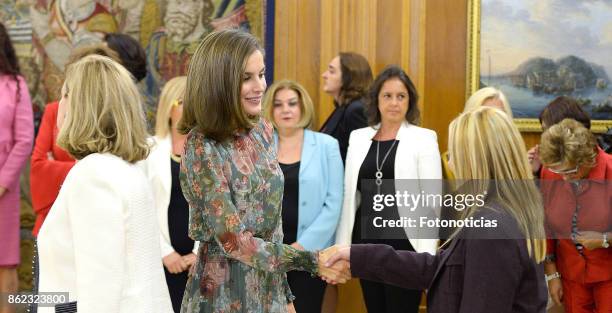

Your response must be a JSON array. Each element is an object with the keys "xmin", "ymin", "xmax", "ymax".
[{"xmin": 179, "ymin": 119, "xmax": 319, "ymax": 313}]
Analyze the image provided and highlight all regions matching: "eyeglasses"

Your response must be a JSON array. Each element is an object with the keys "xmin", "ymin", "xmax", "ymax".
[
  {"xmin": 171, "ymin": 99, "xmax": 183, "ymax": 107},
  {"xmin": 548, "ymin": 164, "xmax": 580, "ymax": 175}
]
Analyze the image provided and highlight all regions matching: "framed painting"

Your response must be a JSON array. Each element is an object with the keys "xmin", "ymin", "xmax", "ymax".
[{"xmin": 467, "ymin": 0, "xmax": 612, "ymax": 133}]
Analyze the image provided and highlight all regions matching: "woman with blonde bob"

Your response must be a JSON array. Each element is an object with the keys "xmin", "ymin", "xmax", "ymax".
[
  {"xmin": 324, "ymin": 107, "xmax": 548, "ymax": 313},
  {"xmin": 144, "ymin": 76, "xmax": 199, "ymax": 313},
  {"xmin": 463, "ymin": 86, "xmax": 512, "ymax": 117},
  {"xmin": 37, "ymin": 55, "xmax": 172, "ymax": 313},
  {"xmin": 262, "ymin": 80, "xmax": 343, "ymax": 312},
  {"xmin": 442, "ymin": 87, "xmax": 512, "ymax": 179}
]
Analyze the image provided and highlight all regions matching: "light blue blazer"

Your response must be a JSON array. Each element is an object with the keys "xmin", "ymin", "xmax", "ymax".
[{"xmin": 275, "ymin": 129, "xmax": 344, "ymax": 250}]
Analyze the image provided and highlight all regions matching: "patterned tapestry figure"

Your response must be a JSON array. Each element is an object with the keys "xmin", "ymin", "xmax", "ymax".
[
  {"xmin": 30, "ymin": 0, "xmax": 117, "ymax": 102},
  {"xmin": 5, "ymin": 0, "xmax": 262, "ymax": 127},
  {"xmin": 145, "ymin": 0, "xmax": 251, "ymax": 116}
]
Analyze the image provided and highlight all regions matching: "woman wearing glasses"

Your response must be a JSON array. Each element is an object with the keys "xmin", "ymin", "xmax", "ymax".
[{"xmin": 539, "ymin": 119, "xmax": 611, "ymax": 313}]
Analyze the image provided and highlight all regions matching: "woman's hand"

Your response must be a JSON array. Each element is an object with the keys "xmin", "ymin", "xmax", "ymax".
[
  {"xmin": 576, "ymin": 231, "xmax": 606, "ymax": 250},
  {"xmin": 324, "ymin": 245, "xmax": 351, "ymax": 266},
  {"xmin": 163, "ymin": 252, "xmax": 188, "ymax": 274},
  {"xmin": 318, "ymin": 245, "xmax": 351, "ymax": 284},
  {"xmin": 548, "ymin": 277, "xmax": 563, "ymax": 306},
  {"xmin": 290, "ymin": 242, "xmax": 304, "ymax": 251},
  {"xmin": 183, "ymin": 253, "xmax": 197, "ymax": 266},
  {"xmin": 287, "ymin": 302, "xmax": 297, "ymax": 313},
  {"xmin": 527, "ymin": 145, "xmax": 541, "ymax": 174}
]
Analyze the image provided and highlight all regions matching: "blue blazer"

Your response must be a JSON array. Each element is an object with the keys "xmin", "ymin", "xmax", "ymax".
[{"xmin": 275, "ymin": 129, "xmax": 344, "ymax": 250}]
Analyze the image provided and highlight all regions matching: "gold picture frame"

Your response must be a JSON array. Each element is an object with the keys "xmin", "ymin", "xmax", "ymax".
[{"xmin": 466, "ymin": 0, "xmax": 612, "ymax": 133}]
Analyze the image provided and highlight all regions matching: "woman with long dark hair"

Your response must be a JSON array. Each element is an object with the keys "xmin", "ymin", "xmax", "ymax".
[
  {"xmin": 0, "ymin": 22, "xmax": 34, "ymax": 313},
  {"xmin": 320, "ymin": 52, "xmax": 373, "ymax": 162}
]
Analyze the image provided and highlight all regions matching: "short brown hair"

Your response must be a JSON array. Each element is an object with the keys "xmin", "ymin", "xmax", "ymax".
[
  {"xmin": 338, "ymin": 52, "xmax": 373, "ymax": 106},
  {"xmin": 178, "ymin": 29, "xmax": 263, "ymax": 141},
  {"xmin": 539, "ymin": 96, "xmax": 591, "ymax": 130},
  {"xmin": 262, "ymin": 80, "xmax": 315, "ymax": 129},
  {"xmin": 366, "ymin": 65, "xmax": 420, "ymax": 126},
  {"xmin": 57, "ymin": 55, "xmax": 150, "ymax": 163},
  {"xmin": 540, "ymin": 118, "xmax": 597, "ymax": 169}
]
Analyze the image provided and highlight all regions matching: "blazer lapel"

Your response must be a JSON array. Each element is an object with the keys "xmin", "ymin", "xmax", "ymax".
[
  {"xmin": 320, "ymin": 105, "xmax": 346, "ymax": 134},
  {"xmin": 299, "ymin": 130, "xmax": 316, "ymax": 175},
  {"xmin": 394, "ymin": 122, "xmax": 412, "ymax": 178}
]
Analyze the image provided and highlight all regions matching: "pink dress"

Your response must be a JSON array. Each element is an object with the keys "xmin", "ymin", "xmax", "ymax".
[{"xmin": 0, "ymin": 74, "xmax": 34, "ymax": 266}]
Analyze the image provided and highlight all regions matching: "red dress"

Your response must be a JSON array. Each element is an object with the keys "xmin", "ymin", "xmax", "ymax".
[
  {"xmin": 542, "ymin": 148, "xmax": 612, "ymax": 313},
  {"xmin": 30, "ymin": 102, "xmax": 75, "ymax": 236}
]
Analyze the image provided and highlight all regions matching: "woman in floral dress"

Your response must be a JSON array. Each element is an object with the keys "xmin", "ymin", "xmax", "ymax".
[{"xmin": 178, "ymin": 29, "xmax": 347, "ymax": 313}]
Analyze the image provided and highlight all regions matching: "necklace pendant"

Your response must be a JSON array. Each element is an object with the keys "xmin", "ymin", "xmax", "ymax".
[{"xmin": 375, "ymin": 170, "xmax": 383, "ymax": 179}]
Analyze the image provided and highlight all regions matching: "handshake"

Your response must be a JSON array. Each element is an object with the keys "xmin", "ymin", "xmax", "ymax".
[{"xmin": 316, "ymin": 245, "xmax": 352, "ymax": 285}]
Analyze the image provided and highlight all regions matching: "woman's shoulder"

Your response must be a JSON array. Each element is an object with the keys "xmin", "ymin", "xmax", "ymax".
[
  {"xmin": 309, "ymin": 130, "xmax": 339, "ymax": 146},
  {"xmin": 258, "ymin": 118, "xmax": 275, "ymax": 143},
  {"xmin": 462, "ymin": 204, "xmax": 524, "ymax": 240},
  {"xmin": 43, "ymin": 102, "xmax": 59, "ymax": 114},
  {"xmin": 346, "ymin": 98, "xmax": 365, "ymax": 110},
  {"xmin": 403, "ymin": 123, "xmax": 437, "ymax": 139},
  {"xmin": 349, "ymin": 125, "xmax": 376, "ymax": 138},
  {"xmin": 77, "ymin": 153, "xmax": 136, "ymax": 172},
  {"xmin": 0, "ymin": 74, "xmax": 24, "ymax": 90},
  {"xmin": 66, "ymin": 153, "xmax": 144, "ymax": 188},
  {"xmin": 186, "ymin": 129, "xmax": 214, "ymax": 148}
]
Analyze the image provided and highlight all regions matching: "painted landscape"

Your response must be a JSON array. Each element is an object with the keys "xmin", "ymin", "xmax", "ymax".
[{"xmin": 480, "ymin": 0, "xmax": 612, "ymax": 120}]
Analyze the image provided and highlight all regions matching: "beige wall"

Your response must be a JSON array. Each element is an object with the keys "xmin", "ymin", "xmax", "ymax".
[{"xmin": 274, "ymin": 0, "xmax": 539, "ymax": 154}]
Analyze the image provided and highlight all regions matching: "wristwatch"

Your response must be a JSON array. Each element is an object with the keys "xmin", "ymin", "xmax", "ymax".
[
  {"xmin": 545, "ymin": 272, "xmax": 561, "ymax": 283},
  {"xmin": 603, "ymin": 233, "xmax": 610, "ymax": 248}
]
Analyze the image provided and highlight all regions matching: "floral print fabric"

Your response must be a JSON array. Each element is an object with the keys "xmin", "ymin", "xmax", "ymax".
[{"xmin": 179, "ymin": 119, "xmax": 319, "ymax": 313}]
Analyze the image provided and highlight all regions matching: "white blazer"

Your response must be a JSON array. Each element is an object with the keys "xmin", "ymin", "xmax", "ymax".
[
  {"xmin": 144, "ymin": 135, "xmax": 198, "ymax": 258},
  {"xmin": 335, "ymin": 122, "xmax": 442, "ymax": 255},
  {"xmin": 37, "ymin": 153, "xmax": 172, "ymax": 313}
]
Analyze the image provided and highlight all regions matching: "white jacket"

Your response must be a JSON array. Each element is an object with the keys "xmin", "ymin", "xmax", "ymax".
[
  {"xmin": 38, "ymin": 153, "xmax": 172, "ymax": 313},
  {"xmin": 335, "ymin": 122, "xmax": 442, "ymax": 255},
  {"xmin": 143, "ymin": 135, "xmax": 198, "ymax": 258}
]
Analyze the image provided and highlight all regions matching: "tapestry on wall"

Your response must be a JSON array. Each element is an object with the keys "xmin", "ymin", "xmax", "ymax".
[{"xmin": 1, "ymin": 0, "xmax": 266, "ymax": 127}]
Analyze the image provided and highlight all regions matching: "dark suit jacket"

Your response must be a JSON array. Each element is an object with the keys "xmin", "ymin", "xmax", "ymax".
[
  {"xmin": 320, "ymin": 98, "xmax": 367, "ymax": 162},
  {"xmin": 351, "ymin": 209, "xmax": 547, "ymax": 313}
]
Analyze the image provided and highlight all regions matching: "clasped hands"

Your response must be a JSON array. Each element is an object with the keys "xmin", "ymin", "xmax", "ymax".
[{"xmin": 316, "ymin": 245, "xmax": 352, "ymax": 285}]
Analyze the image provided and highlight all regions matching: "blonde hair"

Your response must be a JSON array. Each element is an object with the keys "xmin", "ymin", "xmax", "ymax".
[
  {"xmin": 539, "ymin": 118, "xmax": 597, "ymax": 169},
  {"xmin": 464, "ymin": 87, "xmax": 512, "ymax": 118},
  {"xmin": 262, "ymin": 80, "xmax": 315, "ymax": 129},
  {"xmin": 155, "ymin": 76, "xmax": 187, "ymax": 138},
  {"xmin": 57, "ymin": 55, "xmax": 150, "ymax": 163},
  {"xmin": 448, "ymin": 107, "xmax": 545, "ymax": 262}
]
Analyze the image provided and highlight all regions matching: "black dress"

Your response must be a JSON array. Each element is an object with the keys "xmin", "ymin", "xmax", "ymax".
[
  {"xmin": 280, "ymin": 161, "xmax": 326, "ymax": 313},
  {"xmin": 352, "ymin": 139, "xmax": 422, "ymax": 313},
  {"xmin": 165, "ymin": 158, "xmax": 195, "ymax": 313}
]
